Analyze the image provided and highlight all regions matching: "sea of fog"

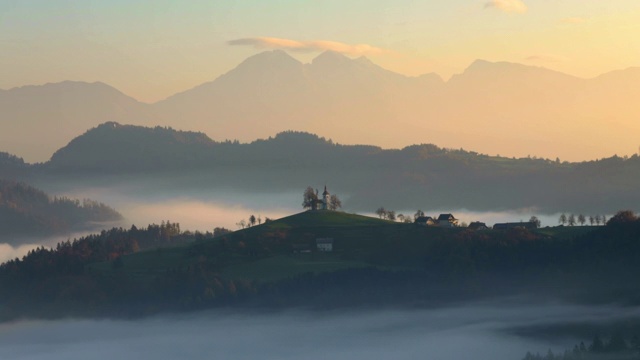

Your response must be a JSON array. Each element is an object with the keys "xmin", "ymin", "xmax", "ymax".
[
  {"xmin": 0, "ymin": 185, "xmax": 603, "ymax": 264},
  {"xmin": 1, "ymin": 301, "xmax": 636, "ymax": 360}
]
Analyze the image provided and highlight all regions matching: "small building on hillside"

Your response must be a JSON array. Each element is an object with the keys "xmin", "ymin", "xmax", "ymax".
[
  {"xmin": 468, "ymin": 221, "xmax": 489, "ymax": 230},
  {"xmin": 415, "ymin": 216, "xmax": 437, "ymax": 226},
  {"xmin": 316, "ymin": 238, "xmax": 334, "ymax": 252},
  {"xmin": 437, "ymin": 214, "xmax": 459, "ymax": 228},
  {"xmin": 493, "ymin": 222, "xmax": 537, "ymax": 231}
]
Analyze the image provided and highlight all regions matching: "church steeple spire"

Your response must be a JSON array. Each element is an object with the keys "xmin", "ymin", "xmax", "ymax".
[{"xmin": 322, "ymin": 185, "xmax": 330, "ymax": 210}]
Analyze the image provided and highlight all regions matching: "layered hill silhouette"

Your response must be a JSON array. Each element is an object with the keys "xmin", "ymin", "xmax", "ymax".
[
  {"xmin": 6, "ymin": 122, "xmax": 640, "ymax": 215},
  {"xmin": 0, "ymin": 179, "xmax": 122, "ymax": 243},
  {"xmin": 0, "ymin": 81, "xmax": 156, "ymax": 162},
  {"xmin": 2, "ymin": 51, "xmax": 639, "ymax": 162}
]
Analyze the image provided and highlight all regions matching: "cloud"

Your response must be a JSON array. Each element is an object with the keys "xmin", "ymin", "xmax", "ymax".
[
  {"xmin": 561, "ymin": 17, "xmax": 587, "ymax": 24},
  {"xmin": 524, "ymin": 54, "xmax": 570, "ymax": 63},
  {"xmin": 484, "ymin": 0, "xmax": 528, "ymax": 14},
  {"xmin": 228, "ymin": 37, "xmax": 387, "ymax": 56}
]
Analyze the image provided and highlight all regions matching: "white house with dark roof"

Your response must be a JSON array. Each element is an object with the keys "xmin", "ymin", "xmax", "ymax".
[
  {"xmin": 415, "ymin": 216, "xmax": 437, "ymax": 226},
  {"xmin": 316, "ymin": 238, "xmax": 334, "ymax": 252},
  {"xmin": 437, "ymin": 214, "xmax": 459, "ymax": 227}
]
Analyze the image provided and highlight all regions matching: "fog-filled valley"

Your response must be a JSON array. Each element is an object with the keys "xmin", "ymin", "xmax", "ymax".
[
  {"xmin": 4, "ymin": 2, "xmax": 640, "ymax": 359},
  {"xmin": 2, "ymin": 302, "xmax": 639, "ymax": 360}
]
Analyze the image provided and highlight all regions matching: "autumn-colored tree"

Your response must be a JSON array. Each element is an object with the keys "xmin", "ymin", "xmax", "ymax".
[{"xmin": 329, "ymin": 194, "xmax": 342, "ymax": 210}]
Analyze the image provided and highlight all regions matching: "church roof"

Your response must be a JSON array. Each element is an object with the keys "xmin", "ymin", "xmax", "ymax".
[{"xmin": 322, "ymin": 185, "xmax": 330, "ymax": 196}]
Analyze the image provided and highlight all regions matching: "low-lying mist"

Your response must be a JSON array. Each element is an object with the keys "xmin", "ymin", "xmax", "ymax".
[
  {"xmin": 1, "ymin": 301, "xmax": 634, "ymax": 360},
  {"xmin": 0, "ymin": 231, "xmax": 98, "ymax": 264},
  {"xmin": 58, "ymin": 186, "xmax": 300, "ymax": 231}
]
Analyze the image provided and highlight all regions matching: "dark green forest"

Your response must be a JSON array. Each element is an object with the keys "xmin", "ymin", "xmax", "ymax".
[
  {"xmin": 521, "ymin": 333, "xmax": 640, "ymax": 360},
  {"xmin": 2, "ymin": 209, "xmax": 640, "ymax": 323},
  {"xmin": 3, "ymin": 122, "xmax": 639, "ymax": 214},
  {"xmin": 0, "ymin": 179, "xmax": 122, "ymax": 242}
]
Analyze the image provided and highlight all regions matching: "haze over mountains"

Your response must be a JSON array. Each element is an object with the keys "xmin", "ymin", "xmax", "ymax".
[
  {"xmin": 2, "ymin": 50, "xmax": 639, "ymax": 162},
  {"xmin": 4, "ymin": 122, "xmax": 639, "ymax": 215}
]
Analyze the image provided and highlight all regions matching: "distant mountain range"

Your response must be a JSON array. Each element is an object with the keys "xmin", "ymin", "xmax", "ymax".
[
  {"xmin": 2, "ymin": 50, "xmax": 640, "ymax": 162},
  {"xmin": 3, "ymin": 122, "xmax": 639, "ymax": 215}
]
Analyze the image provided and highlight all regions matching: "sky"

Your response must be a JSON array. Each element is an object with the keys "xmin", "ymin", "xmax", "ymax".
[{"xmin": 1, "ymin": 0, "xmax": 639, "ymax": 103}]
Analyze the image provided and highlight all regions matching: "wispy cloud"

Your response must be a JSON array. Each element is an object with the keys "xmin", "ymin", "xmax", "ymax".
[
  {"xmin": 560, "ymin": 17, "xmax": 587, "ymax": 24},
  {"xmin": 525, "ymin": 54, "xmax": 569, "ymax": 63},
  {"xmin": 484, "ymin": 0, "xmax": 528, "ymax": 14},
  {"xmin": 228, "ymin": 37, "xmax": 387, "ymax": 56}
]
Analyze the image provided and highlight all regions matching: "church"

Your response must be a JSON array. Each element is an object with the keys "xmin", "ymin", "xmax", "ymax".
[{"xmin": 311, "ymin": 186, "xmax": 331, "ymax": 211}]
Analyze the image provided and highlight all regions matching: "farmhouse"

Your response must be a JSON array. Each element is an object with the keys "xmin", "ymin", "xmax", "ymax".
[
  {"xmin": 415, "ymin": 216, "xmax": 437, "ymax": 226},
  {"xmin": 316, "ymin": 238, "xmax": 334, "ymax": 252},
  {"xmin": 468, "ymin": 221, "xmax": 488, "ymax": 230},
  {"xmin": 437, "ymin": 214, "xmax": 459, "ymax": 228}
]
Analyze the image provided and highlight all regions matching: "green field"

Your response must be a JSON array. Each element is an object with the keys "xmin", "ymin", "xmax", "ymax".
[
  {"xmin": 221, "ymin": 253, "xmax": 371, "ymax": 282},
  {"xmin": 535, "ymin": 225, "xmax": 597, "ymax": 240}
]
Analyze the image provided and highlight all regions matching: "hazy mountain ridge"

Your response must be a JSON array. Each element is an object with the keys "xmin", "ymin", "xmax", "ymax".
[
  {"xmin": 47, "ymin": 122, "xmax": 216, "ymax": 171},
  {"xmin": 0, "ymin": 81, "xmax": 158, "ymax": 162},
  {"xmin": 3, "ymin": 122, "xmax": 637, "ymax": 214},
  {"xmin": 0, "ymin": 179, "xmax": 122, "ymax": 243},
  {"xmin": 3, "ymin": 51, "xmax": 640, "ymax": 162}
]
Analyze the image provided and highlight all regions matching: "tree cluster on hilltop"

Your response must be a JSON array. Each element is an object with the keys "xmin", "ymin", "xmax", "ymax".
[{"xmin": 0, "ymin": 179, "xmax": 122, "ymax": 241}]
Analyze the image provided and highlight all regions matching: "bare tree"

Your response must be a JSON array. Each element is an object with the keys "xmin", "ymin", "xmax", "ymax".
[
  {"xmin": 387, "ymin": 210, "xmax": 396, "ymax": 221},
  {"xmin": 329, "ymin": 194, "xmax": 342, "ymax": 211},
  {"xmin": 249, "ymin": 215, "xmax": 256, "ymax": 227},
  {"xmin": 595, "ymin": 215, "xmax": 602, "ymax": 226},
  {"xmin": 375, "ymin": 207, "xmax": 387, "ymax": 219},
  {"xmin": 568, "ymin": 214, "xmax": 576, "ymax": 226},
  {"xmin": 559, "ymin": 213, "xmax": 567, "ymax": 225},
  {"xmin": 397, "ymin": 214, "xmax": 405, "ymax": 223},
  {"xmin": 257, "ymin": 215, "xmax": 262, "ymax": 225},
  {"xmin": 236, "ymin": 219, "xmax": 247, "ymax": 229},
  {"xmin": 577, "ymin": 214, "xmax": 586, "ymax": 226},
  {"xmin": 589, "ymin": 216, "xmax": 595, "ymax": 226},
  {"xmin": 414, "ymin": 210, "xmax": 425, "ymax": 221}
]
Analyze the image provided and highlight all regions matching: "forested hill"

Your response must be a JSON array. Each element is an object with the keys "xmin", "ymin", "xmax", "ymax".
[
  {"xmin": 0, "ymin": 179, "xmax": 122, "ymax": 243},
  {"xmin": 3, "ymin": 210, "xmax": 640, "ymax": 321},
  {"xmin": 5, "ymin": 122, "xmax": 640, "ymax": 214}
]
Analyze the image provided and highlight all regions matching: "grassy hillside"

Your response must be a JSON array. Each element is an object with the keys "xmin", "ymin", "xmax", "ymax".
[
  {"xmin": 93, "ymin": 210, "xmax": 597, "ymax": 284},
  {"xmin": 92, "ymin": 210, "xmax": 454, "ymax": 282},
  {"xmin": 5, "ymin": 209, "xmax": 632, "ymax": 321}
]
